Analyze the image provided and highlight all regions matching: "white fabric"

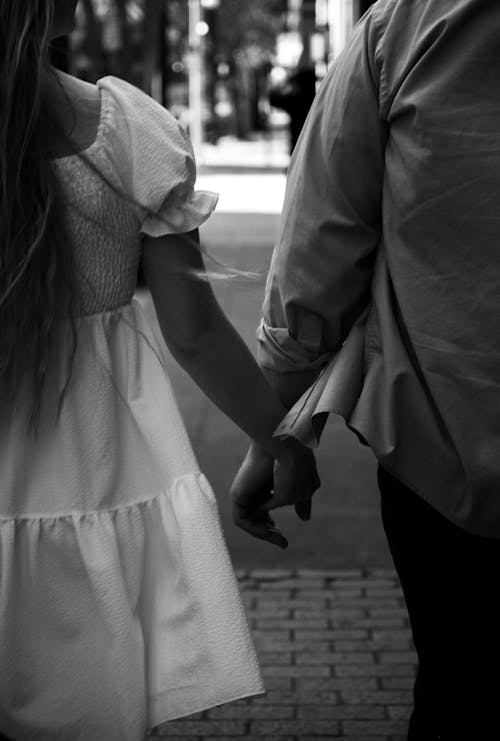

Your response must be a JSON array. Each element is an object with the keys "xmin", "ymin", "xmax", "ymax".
[
  {"xmin": 98, "ymin": 76, "xmax": 218, "ymax": 236},
  {"xmin": 0, "ymin": 77, "xmax": 263, "ymax": 741}
]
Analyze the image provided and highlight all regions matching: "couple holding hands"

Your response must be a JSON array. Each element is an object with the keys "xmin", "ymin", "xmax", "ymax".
[{"xmin": 1, "ymin": 1, "xmax": 500, "ymax": 740}]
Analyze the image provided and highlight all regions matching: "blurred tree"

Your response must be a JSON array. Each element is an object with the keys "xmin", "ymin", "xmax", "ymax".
[
  {"xmin": 210, "ymin": 0, "xmax": 287, "ymax": 137},
  {"xmin": 216, "ymin": 0, "xmax": 285, "ymax": 60},
  {"xmin": 72, "ymin": 0, "xmax": 286, "ymax": 135},
  {"xmin": 78, "ymin": 0, "xmax": 106, "ymax": 79},
  {"xmin": 142, "ymin": 0, "xmax": 165, "ymax": 92},
  {"xmin": 74, "ymin": 0, "xmax": 167, "ymax": 92}
]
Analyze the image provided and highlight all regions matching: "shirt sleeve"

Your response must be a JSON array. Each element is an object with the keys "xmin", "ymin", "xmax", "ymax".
[
  {"xmin": 98, "ymin": 76, "xmax": 218, "ymax": 236},
  {"xmin": 257, "ymin": 6, "xmax": 387, "ymax": 373}
]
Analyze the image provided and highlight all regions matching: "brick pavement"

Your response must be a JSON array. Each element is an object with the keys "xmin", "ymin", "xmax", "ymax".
[{"xmin": 149, "ymin": 569, "xmax": 416, "ymax": 741}]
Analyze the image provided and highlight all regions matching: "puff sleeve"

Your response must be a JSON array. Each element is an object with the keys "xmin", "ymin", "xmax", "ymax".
[{"xmin": 98, "ymin": 76, "xmax": 218, "ymax": 236}]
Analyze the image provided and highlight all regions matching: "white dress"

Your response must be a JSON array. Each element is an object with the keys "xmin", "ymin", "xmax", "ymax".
[{"xmin": 0, "ymin": 77, "xmax": 264, "ymax": 741}]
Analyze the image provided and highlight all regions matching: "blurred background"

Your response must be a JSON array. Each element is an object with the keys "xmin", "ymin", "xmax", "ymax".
[
  {"xmin": 52, "ymin": 0, "xmax": 376, "ymax": 160},
  {"xmin": 51, "ymin": 0, "xmax": 390, "ymax": 571}
]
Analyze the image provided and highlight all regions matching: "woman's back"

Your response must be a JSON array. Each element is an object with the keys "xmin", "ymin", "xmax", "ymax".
[{"xmin": 0, "ymin": 69, "xmax": 263, "ymax": 741}]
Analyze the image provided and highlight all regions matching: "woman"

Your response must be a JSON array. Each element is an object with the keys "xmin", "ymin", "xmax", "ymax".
[{"xmin": 0, "ymin": 2, "xmax": 319, "ymax": 739}]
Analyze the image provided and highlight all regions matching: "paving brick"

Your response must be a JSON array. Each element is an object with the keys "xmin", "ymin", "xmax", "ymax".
[
  {"xmin": 295, "ymin": 629, "xmax": 369, "ymax": 641},
  {"xmin": 149, "ymin": 737, "xmax": 200, "ymax": 741},
  {"xmin": 287, "ymin": 597, "xmax": 329, "ymax": 618},
  {"xmin": 352, "ymin": 617, "xmax": 406, "ymax": 629},
  {"xmin": 249, "ymin": 570, "xmax": 294, "ymax": 580},
  {"xmin": 341, "ymin": 720, "xmax": 408, "ymax": 735},
  {"xmin": 297, "ymin": 704, "xmax": 385, "ymax": 720},
  {"xmin": 247, "ymin": 598, "xmax": 292, "ymax": 618},
  {"xmin": 261, "ymin": 664, "xmax": 331, "ymax": 678},
  {"xmin": 256, "ymin": 618, "xmax": 329, "ymax": 629},
  {"xmin": 248, "ymin": 608, "xmax": 292, "ymax": 619},
  {"xmin": 251, "ymin": 630, "xmax": 291, "ymax": 642},
  {"xmin": 251, "ymin": 691, "xmax": 299, "ymax": 705},
  {"xmin": 329, "ymin": 598, "xmax": 402, "ymax": 609},
  {"xmin": 297, "ymin": 569, "xmax": 363, "ymax": 579},
  {"xmin": 295, "ymin": 608, "xmax": 366, "ymax": 621},
  {"xmin": 260, "ymin": 579, "xmax": 326, "ymax": 590},
  {"xmin": 387, "ymin": 705, "xmax": 413, "ymax": 721},
  {"xmin": 296, "ymin": 677, "xmax": 378, "ymax": 693},
  {"xmin": 256, "ymin": 651, "xmax": 293, "ymax": 666},
  {"xmin": 368, "ymin": 608, "xmax": 408, "ymax": 619},
  {"xmin": 364, "ymin": 588, "xmax": 404, "ymax": 599},
  {"xmin": 250, "ymin": 591, "xmax": 293, "ymax": 602},
  {"xmin": 366, "ymin": 569, "xmax": 398, "ymax": 579},
  {"xmin": 378, "ymin": 651, "xmax": 417, "ymax": 664},
  {"xmin": 261, "ymin": 676, "xmax": 293, "ymax": 690},
  {"xmin": 296, "ymin": 589, "xmax": 339, "ymax": 599},
  {"xmin": 334, "ymin": 663, "xmax": 415, "ymax": 678},
  {"xmin": 300, "ymin": 737, "xmax": 383, "ymax": 741},
  {"xmin": 339, "ymin": 690, "xmax": 413, "ymax": 705},
  {"xmin": 208, "ymin": 704, "xmax": 294, "ymax": 720},
  {"xmin": 381, "ymin": 677, "xmax": 415, "ymax": 690},
  {"xmin": 331, "ymin": 579, "xmax": 397, "ymax": 590},
  {"xmin": 250, "ymin": 720, "xmax": 341, "ymax": 736},
  {"xmin": 255, "ymin": 690, "xmax": 338, "ymax": 706},
  {"xmin": 370, "ymin": 628, "xmax": 412, "ymax": 643},
  {"xmin": 295, "ymin": 651, "xmax": 375, "ymax": 665},
  {"xmin": 254, "ymin": 639, "xmax": 330, "ymax": 653},
  {"xmin": 334, "ymin": 638, "xmax": 411, "ymax": 651},
  {"xmin": 154, "ymin": 720, "xmax": 246, "ymax": 736},
  {"xmin": 329, "ymin": 589, "xmax": 364, "ymax": 599}
]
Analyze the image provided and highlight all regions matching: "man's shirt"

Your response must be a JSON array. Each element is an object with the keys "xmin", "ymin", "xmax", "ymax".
[{"xmin": 257, "ymin": 0, "xmax": 500, "ymax": 536}]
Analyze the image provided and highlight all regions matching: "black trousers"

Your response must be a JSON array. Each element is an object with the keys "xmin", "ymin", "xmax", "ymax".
[{"xmin": 378, "ymin": 466, "xmax": 500, "ymax": 740}]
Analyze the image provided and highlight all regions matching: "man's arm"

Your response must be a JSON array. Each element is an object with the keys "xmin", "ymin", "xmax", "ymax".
[{"xmin": 258, "ymin": 7, "xmax": 387, "ymax": 407}]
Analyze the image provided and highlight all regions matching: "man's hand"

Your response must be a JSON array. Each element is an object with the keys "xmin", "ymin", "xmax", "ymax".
[{"xmin": 230, "ymin": 439, "xmax": 321, "ymax": 549}]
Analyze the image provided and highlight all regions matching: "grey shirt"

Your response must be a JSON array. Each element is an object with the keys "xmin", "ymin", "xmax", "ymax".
[{"xmin": 257, "ymin": 0, "xmax": 500, "ymax": 536}]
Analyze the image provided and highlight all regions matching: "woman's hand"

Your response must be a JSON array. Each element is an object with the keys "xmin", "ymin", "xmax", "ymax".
[{"xmin": 231, "ymin": 439, "xmax": 321, "ymax": 549}]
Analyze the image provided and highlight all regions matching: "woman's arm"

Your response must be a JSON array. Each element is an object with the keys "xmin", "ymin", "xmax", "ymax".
[
  {"xmin": 141, "ymin": 229, "xmax": 319, "ymax": 545},
  {"xmin": 142, "ymin": 229, "xmax": 290, "ymax": 457}
]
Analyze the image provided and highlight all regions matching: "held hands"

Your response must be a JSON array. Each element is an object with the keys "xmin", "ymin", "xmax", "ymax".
[{"xmin": 230, "ymin": 438, "xmax": 321, "ymax": 549}]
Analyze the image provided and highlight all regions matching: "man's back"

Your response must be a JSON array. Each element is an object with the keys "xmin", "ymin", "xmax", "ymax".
[{"xmin": 258, "ymin": 0, "xmax": 500, "ymax": 534}]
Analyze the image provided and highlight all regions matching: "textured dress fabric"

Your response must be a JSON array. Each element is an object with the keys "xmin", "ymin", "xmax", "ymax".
[{"xmin": 0, "ymin": 76, "xmax": 264, "ymax": 741}]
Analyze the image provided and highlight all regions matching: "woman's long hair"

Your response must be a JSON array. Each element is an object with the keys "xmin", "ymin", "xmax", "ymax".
[
  {"xmin": 0, "ymin": 0, "xmax": 78, "ymax": 433},
  {"xmin": 0, "ymin": 1, "xmax": 261, "ymax": 434}
]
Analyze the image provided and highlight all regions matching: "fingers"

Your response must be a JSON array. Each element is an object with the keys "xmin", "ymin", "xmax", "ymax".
[
  {"xmin": 258, "ymin": 471, "xmax": 321, "ymax": 517},
  {"xmin": 233, "ymin": 503, "xmax": 288, "ymax": 549}
]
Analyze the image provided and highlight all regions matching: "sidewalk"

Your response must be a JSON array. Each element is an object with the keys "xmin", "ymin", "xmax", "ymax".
[
  {"xmin": 149, "ymin": 569, "xmax": 415, "ymax": 741},
  {"xmin": 197, "ymin": 130, "xmax": 290, "ymax": 173}
]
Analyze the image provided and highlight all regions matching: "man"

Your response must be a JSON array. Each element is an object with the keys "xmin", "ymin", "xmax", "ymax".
[{"xmin": 231, "ymin": 0, "xmax": 500, "ymax": 738}]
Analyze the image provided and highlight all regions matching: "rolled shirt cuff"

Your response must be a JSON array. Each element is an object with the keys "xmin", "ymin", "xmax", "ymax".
[{"xmin": 256, "ymin": 319, "xmax": 332, "ymax": 374}]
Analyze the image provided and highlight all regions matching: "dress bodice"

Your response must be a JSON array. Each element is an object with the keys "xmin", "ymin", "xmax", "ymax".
[{"xmin": 54, "ymin": 153, "xmax": 141, "ymax": 316}]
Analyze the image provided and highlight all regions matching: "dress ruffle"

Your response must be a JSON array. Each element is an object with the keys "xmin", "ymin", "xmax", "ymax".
[
  {"xmin": 141, "ymin": 188, "xmax": 219, "ymax": 237},
  {"xmin": 0, "ymin": 301, "xmax": 263, "ymax": 740},
  {"xmin": 0, "ymin": 473, "xmax": 263, "ymax": 741}
]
